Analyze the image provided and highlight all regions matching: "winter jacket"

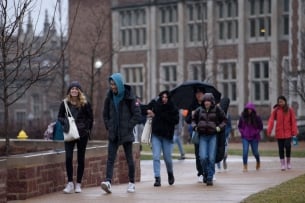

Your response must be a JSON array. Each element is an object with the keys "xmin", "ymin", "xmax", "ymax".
[
  {"xmin": 267, "ymin": 106, "xmax": 298, "ymax": 139},
  {"xmin": 238, "ymin": 103, "xmax": 263, "ymax": 141},
  {"xmin": 147, "ymin": 91, "xmax": 179, "ymax": 140},
  {"xmin": 103, "ymin": 83, "xmax": 142, "ymax": 144},
  {"xmin": 192, "ymin": 105, "xmax": 227, "ymax": 135},
  {"xmin": 58, "ymin": 101, "xmax": 93, "ymax": 137}
]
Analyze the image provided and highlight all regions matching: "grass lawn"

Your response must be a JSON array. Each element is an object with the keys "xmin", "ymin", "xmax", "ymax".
[{"xmin": 140, "ymin": 141, "xmax": 305, "ymax": 202}]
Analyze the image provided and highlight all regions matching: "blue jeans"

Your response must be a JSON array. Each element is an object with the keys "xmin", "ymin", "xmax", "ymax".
[
  {"xmin": 151, "ymin": 134, "xmax": 174, "ymax": 177},
  {"xmin": 199, "ymin": 134, "xmax": 217, "ymax": 181},
  {"xmin": 242, "ymin": 138, "xmax": 260, "ymax": 165},
  {"xmin": 105, "ymin": 141, "xmax": 135, "ymax": 183},
  {"xmin": 173, "ymin": 134, "xmax": 185, "ymax": 155}
]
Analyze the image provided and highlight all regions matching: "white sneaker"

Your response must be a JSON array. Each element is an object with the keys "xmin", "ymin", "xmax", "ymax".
[
  {"xmin": 101, "ymin": 181, "xmax": 112, "ymax": 193},
  {"xmin": 75, "ymin": 183, "xmax": 82, "ymax": 193},
  {"xmin": 127, "ymin": 182, "xmax": 135, "ymax": 193},
  {"xmin": 63, "ymin": 182, "xmax": 74, "ymax": 194},
  {"xmin": 197, "ymin": 175, "xmax": 203, "ymax": 183}
]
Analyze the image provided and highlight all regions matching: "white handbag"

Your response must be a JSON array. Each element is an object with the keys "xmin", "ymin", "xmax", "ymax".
[
  {"xmin": 63, "ymin": 99, "xmax": 80, "ymax": 142},
  {"xmin": 141, "ymin": 118, "xmax": 152, "ymax": 144}
]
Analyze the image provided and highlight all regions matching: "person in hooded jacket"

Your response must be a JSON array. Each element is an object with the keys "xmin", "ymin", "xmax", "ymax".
[
  {"xmin": 266, "ymin": 95, "xmax": 298, "ymax": 171},
  {"xmin": 58, "ymin": 81, "xmax": 93, "ymax": 194},
  {"xmin": 238, "ymin": 102, "xmax": 263, "ymax": 172},
  {"xmin": 146, "ymin": 90, "xmax": 179, "ymax": 187},
  {"xmin": 101, "ymin": 73, "xmax": 142, "ymax": 194},
  {"xmin": 191, "ymin": 93, "xmax": 227, "ymax": 186}
]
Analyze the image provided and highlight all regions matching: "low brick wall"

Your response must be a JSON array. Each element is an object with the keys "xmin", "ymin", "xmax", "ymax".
[
  {"xmin": 0, "ymin": 159, "xmax": 7, "ymax": 203},
  {"xmin": 0, "ymin": 140, "xmax": 140, "ymax": 201}
]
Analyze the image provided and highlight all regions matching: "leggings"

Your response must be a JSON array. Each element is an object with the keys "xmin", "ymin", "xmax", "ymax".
[{"xmin": 277, "ymin": 138, "xmax": 291, "ymax": 159}]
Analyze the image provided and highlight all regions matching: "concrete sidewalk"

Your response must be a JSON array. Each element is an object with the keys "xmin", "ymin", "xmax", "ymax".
[{"xmin": 9, "ymin": 155, "xmax": 305, "ymax": 203}]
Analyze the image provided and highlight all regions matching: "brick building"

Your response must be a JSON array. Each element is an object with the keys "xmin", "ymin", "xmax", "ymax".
[{"xmin": 69, "ymin": 0, "xmax": 305, "ymax": 135}]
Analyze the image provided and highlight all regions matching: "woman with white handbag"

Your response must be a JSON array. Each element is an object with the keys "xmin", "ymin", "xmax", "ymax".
[{"xmin": 57, "ymin": 81, "xmax": 93, "ymax": 194}]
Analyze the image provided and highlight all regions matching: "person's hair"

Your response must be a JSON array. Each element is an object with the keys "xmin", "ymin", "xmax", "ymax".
[
  {"xmin": 277, "ymin": 95, "xmax": 289, "ymax": 113},
  {"xmin": 65, "ymin": 90, "xmax": 87, "ymax": 107},
  {"xmin": 241, "ymin": 108, "xmax": 259, "ymax": 128}
]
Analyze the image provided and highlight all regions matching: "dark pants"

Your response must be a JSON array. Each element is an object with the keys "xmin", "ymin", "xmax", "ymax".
[
  {"xmin": 277, "ymin": 138, "xmax": 291, "ymax": 159},
  {"xmin": 105, "ymin": 141, "xmax": 135, "ymax": 183},
  {"xmin": 64, "ymin": 136, "xmax": 88, "ymax": 183},
  {"xmin": 194, "ymin": 143, "xmax": 203, "ymax": 176}
]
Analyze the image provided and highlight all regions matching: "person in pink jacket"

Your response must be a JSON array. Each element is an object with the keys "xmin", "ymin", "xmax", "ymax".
[{"xmin": 267, "ymin": 96, "xmax": 298, "ymax": 171}]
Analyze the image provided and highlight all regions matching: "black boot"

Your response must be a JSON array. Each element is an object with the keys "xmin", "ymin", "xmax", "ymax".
[
  {"xmin": 154, "ymin": 177, "xmax": 161, "ymax": 187},
  {"xmin": 168, "ymin": 172, "xmax": 175, "ymax": 185}
]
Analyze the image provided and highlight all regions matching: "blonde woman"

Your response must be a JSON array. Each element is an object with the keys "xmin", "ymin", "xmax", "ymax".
[{"xmin": 58, "ymin": 81, "xmax": 93, "ymax": 193}]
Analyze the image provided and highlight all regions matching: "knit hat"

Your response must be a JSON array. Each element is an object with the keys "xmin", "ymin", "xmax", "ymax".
[
  {"xmin": 67, "ymin": 81, "xmax": 82, "ymax": 94},
  {"xmin": 202, "ymin": 93, "xmax": 215, "ymax": 105}
]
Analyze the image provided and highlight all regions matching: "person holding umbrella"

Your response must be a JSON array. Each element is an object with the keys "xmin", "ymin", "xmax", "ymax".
[
  {"xmin": 185, "ymin": 87, "xmax": 205, "ymax": 182},
  {"xmin": 146, "ymin": 90, "xmax": 179, "ymax": 187},
  {"xmin": 191, "ymin": 93, "xmax": 227, "ymax": 186}
]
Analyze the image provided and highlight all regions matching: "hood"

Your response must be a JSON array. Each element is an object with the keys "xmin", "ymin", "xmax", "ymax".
[
  {"xmin": 202, "ymin": 93, "xmax": 215, "ymax": 105},
  {"xmin": 245, "ymin": 102, "xmax": 256, "ymax": 111},
  {"xmin": 109, "ymin": 73, "xmax": 125, "ymax": 96},
  {"xmin": 109, "ymin": 73, "xmax": 125, "ymax": 109}
]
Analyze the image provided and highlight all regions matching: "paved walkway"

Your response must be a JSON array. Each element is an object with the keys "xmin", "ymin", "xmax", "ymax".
[{"xmin": 9, "ymin": 153, "xmax": 305, "ymax": 203}]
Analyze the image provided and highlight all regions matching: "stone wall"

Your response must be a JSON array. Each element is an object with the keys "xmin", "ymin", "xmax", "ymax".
[{"xmin": 0, "ymin": 140, "xmax": 140, "ymax": 201}]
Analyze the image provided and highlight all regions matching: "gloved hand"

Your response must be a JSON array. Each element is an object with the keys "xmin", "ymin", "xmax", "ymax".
[{"xmin": 216, "ymin": 126, "xmax": 221, "ymax": 132}]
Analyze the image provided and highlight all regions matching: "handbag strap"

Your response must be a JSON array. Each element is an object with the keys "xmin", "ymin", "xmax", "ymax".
[{"xmin": 63, "ymin": 99, "xmax": 74, "ymax": 118}]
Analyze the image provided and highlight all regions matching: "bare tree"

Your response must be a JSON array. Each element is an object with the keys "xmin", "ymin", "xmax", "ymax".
[{"xmin": 0, "ymin": 0, "xmax": 81, "ymax": 155}]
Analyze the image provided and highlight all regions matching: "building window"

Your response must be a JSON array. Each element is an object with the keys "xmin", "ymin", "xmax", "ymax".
[
  {"xmin": 160, "ymin": 64, "xmax": 177, "ymax": 90},
  {"xmin": 158, "ymin": 5, "xmax": 178, "ymax": 46},
  {"xmin": 31, "ymin": 94, "xmax": 41, "ymax": 118},
  {"xmin": 281, "ymin": 0, "xmax": 289, "ymax": 36},
  {"xmin": 251, "ymin": 60, "xmax": 269, "ymax": 101},
  {"xmin": 15, "ymin": 111, "xmax": 26, "ymax": 124},
  {"xmin": 218, "ymin": 62, "xmax": 237, "ymax": 101},
  {"xmin": 186, "ymin": 1, "xmax": 207, "ymax": 44},
  {"xmin": 248, "ymin": 0, "xmax": 271, "ymax": 41},
  {"xmin": 216, "ymin": 0, "xmax": 238, "ymax": 43},
  {"xmin": 120, "ymin": 8, "xmax": 146, "ymax": 48},
  {"xmin": 188, "ymin": 63, "xmax": 206, "ymax": 81},
  {"xmin": 123, "ymin": 66, "xmax": 144, "ymax": 98}
]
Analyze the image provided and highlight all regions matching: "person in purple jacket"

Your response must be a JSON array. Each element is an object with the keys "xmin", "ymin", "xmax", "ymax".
[{"xmin": 238, "ymin": 102, "xmax": 263, "ymax": 172}]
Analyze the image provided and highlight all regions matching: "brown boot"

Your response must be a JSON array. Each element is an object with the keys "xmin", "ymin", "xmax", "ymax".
[
  {"xmin": 243, "ymin": 164, "xmax": 248, "ymax": 172},
  {"xmin": 256, "ymin": 162, "xmax": 260, "ymax": 170}
]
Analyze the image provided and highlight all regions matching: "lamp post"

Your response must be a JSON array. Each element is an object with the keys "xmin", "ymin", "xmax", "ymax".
[{"xmin": 90, "ymin": 58, "xmax": 103, "ymax": 107}]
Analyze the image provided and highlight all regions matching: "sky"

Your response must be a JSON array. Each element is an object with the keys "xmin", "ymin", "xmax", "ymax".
[{"xmin": 6, "ymin": 0, "xmax": 68, "ymax": 35}]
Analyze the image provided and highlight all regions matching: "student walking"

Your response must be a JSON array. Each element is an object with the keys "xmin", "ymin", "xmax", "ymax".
[
  {"xmin": 192, "ymin": 93, "xmax": 227, "ymax": 186},
  {"xmin": 238, "ymin": 102, "xmax": 263, "ymax": 172},
  {"xmin": 147, "ymin": 90, "xmax": 179, "ymax": 187},
  {"xmin": 58, "ymin": 81, "xmax": 93, "ymax": 194},
  {"xmin": 267, "ymin": 96, "xmax": 298, "ymax": 170},
  {"xmin": 185, "ymin": 88, "xmax": 205, "ymax": 182},
  {"xmin": 101, "ymin": 73, "xmax": 142, "ymax": 193}
]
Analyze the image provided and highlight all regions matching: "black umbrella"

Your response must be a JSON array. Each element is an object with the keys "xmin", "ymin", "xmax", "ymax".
[{"xmin": 170, "ymin": 80, "xmax": 221, "ymax": 109}]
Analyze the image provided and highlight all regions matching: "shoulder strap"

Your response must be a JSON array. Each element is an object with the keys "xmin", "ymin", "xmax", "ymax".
[{"xmin": 63, "ymin": 99, "xmax": 74, "ymax": 118}]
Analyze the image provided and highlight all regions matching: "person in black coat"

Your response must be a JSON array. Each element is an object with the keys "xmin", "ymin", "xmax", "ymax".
[
  {"xmin": 146, "ymin": 90, "xmax": 179, "ymax": 187},
  {"xmin": 185, "ymin": 87, "xmax": 205, "ymax": 182},
  {"xmin": 101, "ymin": 73, "xmax": 142, "ymax": 194},
  {"xmin": 58, "ymin": 81, "xmax": 93, "ymax": 194}
]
